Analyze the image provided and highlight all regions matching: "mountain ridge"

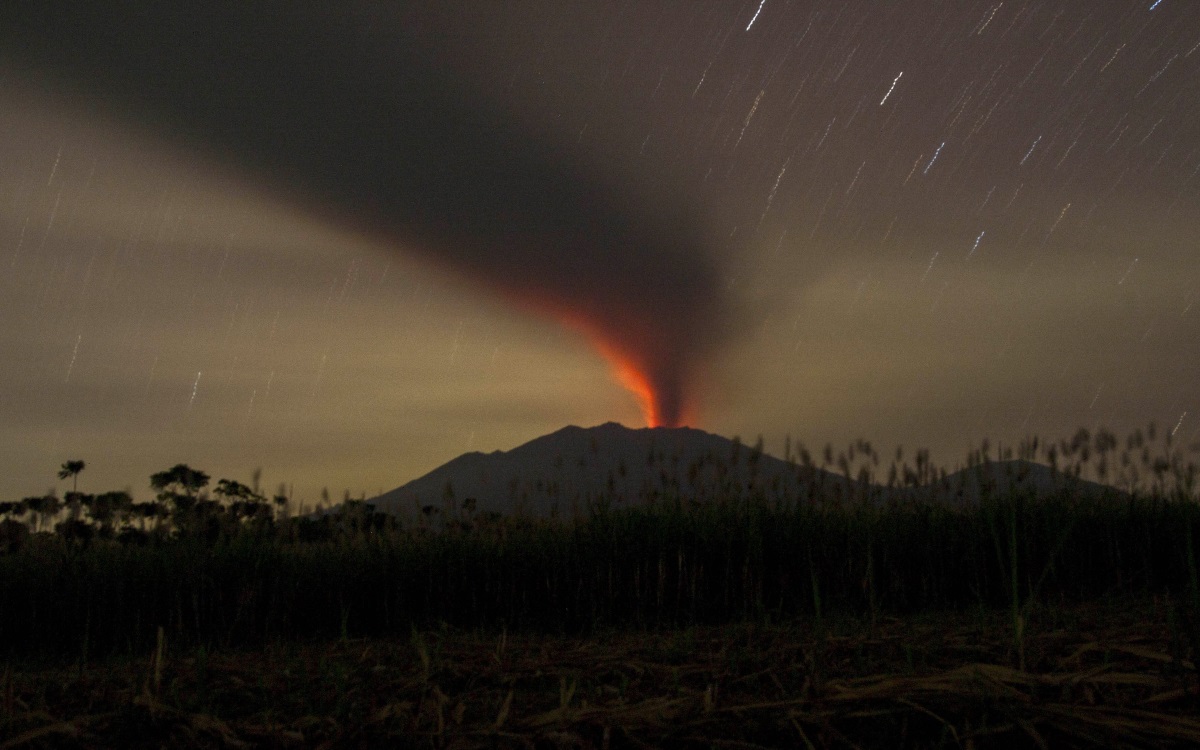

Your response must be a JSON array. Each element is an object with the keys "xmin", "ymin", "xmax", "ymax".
[
  {"xmin": 366, "ymin": 423, "xmax": 1127, "ymax": 521},
  {"xmin": 367, "ymin": 422, "xmax": 852, "ymax": 520}
]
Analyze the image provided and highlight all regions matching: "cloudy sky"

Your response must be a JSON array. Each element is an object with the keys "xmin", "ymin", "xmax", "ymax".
[{"xmin": 1, "ymin": 2, "xmax": 1197, "ymax": 503}]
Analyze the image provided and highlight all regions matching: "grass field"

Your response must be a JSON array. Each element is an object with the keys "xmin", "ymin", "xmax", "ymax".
[
  {"xmin": 1, "ymin": 428, "xmax": 1198, "ymax": 747},
  {"xmin": 3, "ymin": 599, "xmax": 1198, "ymax": 748}
]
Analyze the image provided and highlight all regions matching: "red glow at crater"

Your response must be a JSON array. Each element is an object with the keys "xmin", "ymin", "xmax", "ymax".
[
  {"xmin": 594, "ymin": 341, "xmax": 670, "ymax": 428},
  {"xmin": 525, "ymin": 302, "xmax": 694, "ymax": 429}
]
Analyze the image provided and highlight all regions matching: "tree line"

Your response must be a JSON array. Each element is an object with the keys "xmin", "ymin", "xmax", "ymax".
[{"xmin": 0, "ymin": 460, "xmax": 370, "ymax": 550}]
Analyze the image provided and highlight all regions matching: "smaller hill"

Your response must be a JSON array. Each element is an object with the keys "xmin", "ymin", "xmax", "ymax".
[{"xmin": 923, "ymin": 459, "xmax": 1127, "ymax": 504}]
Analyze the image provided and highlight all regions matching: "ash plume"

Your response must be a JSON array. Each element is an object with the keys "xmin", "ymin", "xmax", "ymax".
[{"xmin": 0, "ymin": 4, "xmax": 726, "ymax": 427}]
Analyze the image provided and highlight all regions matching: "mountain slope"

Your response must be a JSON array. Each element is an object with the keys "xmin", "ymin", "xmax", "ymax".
[
  {"xmin": 366, "ymin": 423, "xmax": 1131, "ymax": 522},
  {"xmin": 367, "ymin": 422, "xmax": 854, "ymax": 520},
  {"xmin": 930, "ymin": 459, "xmax": 1126, "ymax": 503}
]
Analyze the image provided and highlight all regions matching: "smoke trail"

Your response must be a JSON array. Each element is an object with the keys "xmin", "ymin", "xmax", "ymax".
[{"xmin": 0, "ymin": 4, "xmax": 725, "ymax": 427}]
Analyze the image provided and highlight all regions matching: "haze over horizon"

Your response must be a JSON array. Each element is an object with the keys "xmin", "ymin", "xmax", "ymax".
[{"xmin": 1, "ymin": 2, "xmax": 1198, "ymax": 503}]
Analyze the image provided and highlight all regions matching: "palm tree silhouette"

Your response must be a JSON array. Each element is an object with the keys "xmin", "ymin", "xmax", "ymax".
[{"xmin": 58, "ymin": 459, "xmax": 85, "ymax": 493}]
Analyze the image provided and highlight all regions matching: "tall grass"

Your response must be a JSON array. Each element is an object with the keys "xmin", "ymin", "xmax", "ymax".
[{"xmin": 1, "ymin": 430, "xmax": 1198, "ymax": 660}]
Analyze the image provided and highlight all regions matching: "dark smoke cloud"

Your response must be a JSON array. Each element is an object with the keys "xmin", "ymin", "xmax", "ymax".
[{"xmin": 0, "ymin": 3, "xmax": 726, "ymax": 427}]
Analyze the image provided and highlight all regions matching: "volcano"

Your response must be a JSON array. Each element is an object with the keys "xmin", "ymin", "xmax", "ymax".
[
  {"xmin": 367, "ymin": 422, "xmax": 854, "ymax": 520},
  {"xmin": 365, "ymin": 423, "xmax": 1130, "ymax": 522}
]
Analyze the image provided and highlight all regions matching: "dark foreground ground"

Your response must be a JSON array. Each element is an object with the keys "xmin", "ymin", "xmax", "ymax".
[{"xmin": 3, "ymin": 598, "xmax": 1198, "ymax": 749}]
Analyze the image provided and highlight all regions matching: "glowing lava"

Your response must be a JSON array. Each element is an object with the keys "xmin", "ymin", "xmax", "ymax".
[
  {"xmin": 500, "ymin": 288, "xmax": 691, "ymax": 427},
  {"xmin": 596, "ymin": 341, "xmax": 673, "ymax": 428},
  {"xmin": 555, "ymin": 313, "xmax": 696, "ymax": 429},
  {"xmin": 613, "ymin": 360, "xmax": 665, "ymax": 427},
  {"xmin": 0, "ymin": 5, "xmax": 728, "ymax": 431}
]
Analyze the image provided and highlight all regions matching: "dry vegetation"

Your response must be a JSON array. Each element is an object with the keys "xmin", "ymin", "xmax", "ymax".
[
  {"xmin": 3, "ymin": 600, "xmax": 1198, "ymax": 748},
  {"xmin": 1, "ymin": 425, "xmax": 1198, "ymax": 747}
]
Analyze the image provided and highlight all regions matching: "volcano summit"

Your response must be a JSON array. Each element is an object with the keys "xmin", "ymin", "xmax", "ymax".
[{"xmin": 367, "ymin": 422, "xmax": 853, "ymax": 520}]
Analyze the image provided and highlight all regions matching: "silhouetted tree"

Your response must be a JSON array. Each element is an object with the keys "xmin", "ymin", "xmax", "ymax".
[
  {"xmin": 89, "ymin": 491, "xmax": 133, "ymax": 538},
  {"xmin": 150, "ymin": 464, "xmax": 210, "ymax": 535},
  {"xmin": 24, "ymin": 494, "xmax": 60, "ymax": 533},
  {"xmin": 58, "ymin": 459, "xmax": 85, "ymax": 493},
  {"xmin": 131, "ymin": 501, "xmax": 168, "ymax": 534},
  {"xmin": 213, "ymin": 478, "xmax": 273, "ymax": 532},
  {"xmin": 215, "ymin": 478, "xmax": 254, "ymax": 503},
  {"xmin": 150, "ymin": 464, "xmax": 209, "ymax": 514},
  {"xmin": 10, "ymin": 498, "xmax": 33, "ymax": 527},
  {"xmin": 63, "ymin": 491, "xmax": 89, "ymax": 522}
]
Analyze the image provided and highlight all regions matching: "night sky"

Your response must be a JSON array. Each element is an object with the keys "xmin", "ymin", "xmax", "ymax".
[{"xmin": 1, "ymin": 2, "xmax": 1198, "ymax": 504}]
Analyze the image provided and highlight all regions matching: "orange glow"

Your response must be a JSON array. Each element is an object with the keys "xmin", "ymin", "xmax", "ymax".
[
  {"xmin": 544, "ymin": 304, "xmax": 686, "ymax": 424},
  {"xmin": 578, "ymin": 328, "xmax": 697, "ymax": 428},
  {"xmin": 596, "ymin": 341, "xmax": 664, "ymax": 427},
  {"xmin": 520, "ymin": 302, "xmax": 689, "ymax": 428}
]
